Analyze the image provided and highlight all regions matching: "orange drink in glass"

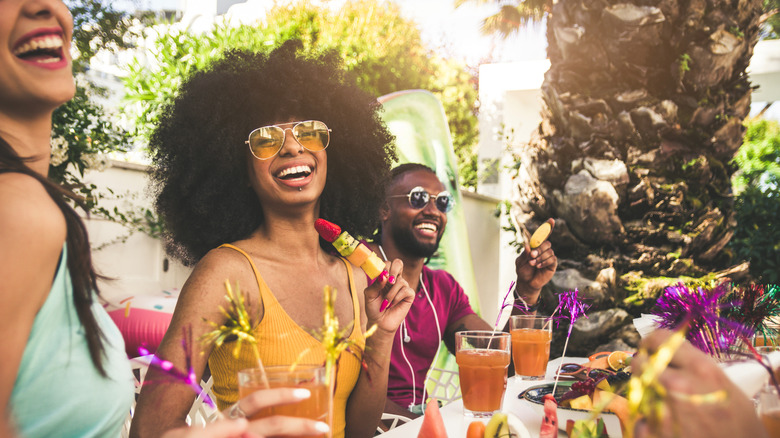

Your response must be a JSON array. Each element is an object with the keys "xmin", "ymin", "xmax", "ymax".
[
  {"xmin": 758, "ymin": 385, "xmax": 780, "ymax": 437},
  {"xmin": 455, "ymin": 331, "xmax": 511, "ymax": 418},
  {"xmin": 238, "ymin": 365, "xmax": 328, "ymax": 438},
  {"xmin": 510, "ymin": 315, "xmax": 552, "ymax": 380}
]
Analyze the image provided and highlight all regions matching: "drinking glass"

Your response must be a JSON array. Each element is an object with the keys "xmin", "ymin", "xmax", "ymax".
[
  {"xmin": 757, "ymin": 385, "xmax": 780, "ymax": 436},
  {"xmin": 510, "ymin": 315, "xmax": 552, "ymax": 380},
  {"xmin": 455, "ymin": 330, "xmax": 511, "ymax": 418},
  {"xmin": 238, "ymin": 364, "xmax": 328, "ymax": 437}
]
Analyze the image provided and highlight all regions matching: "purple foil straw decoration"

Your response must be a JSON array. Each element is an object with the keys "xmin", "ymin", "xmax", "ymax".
[
  {"xmin": 494, "ymin": 281, "xmax": 517, "ymax": 329},
  {"xmin": 553, "ymin": 288, "xmax": 591, "ymax": 331},
  {"xmin": 138, "ymin": 326, "xmax": 216, "ymax": 409},
  {"xmin": 654, "ymin": 283, "xmax": 753, "ymax": 358},
  {"xmin": 552, "ymin": 289, "xmax": 590, "ymax": 395}
]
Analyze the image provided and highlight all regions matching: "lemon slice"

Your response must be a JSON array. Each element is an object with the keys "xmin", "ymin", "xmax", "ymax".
[
  {"xmin": 607, "ymin": 351, "xmax": 632, "ymax": 371},
  {"xmin": 529, "ymin": 222, "xmax": 552, "ymax": 249}
]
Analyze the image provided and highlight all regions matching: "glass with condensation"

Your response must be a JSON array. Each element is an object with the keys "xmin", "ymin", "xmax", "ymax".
[
  {"xmin": 510, "ymin": 315, "xmax": 552, "ymax": 380},
  {"xmin": 455, "ymin": 330, "xmax": 511, "ymax": 418}
]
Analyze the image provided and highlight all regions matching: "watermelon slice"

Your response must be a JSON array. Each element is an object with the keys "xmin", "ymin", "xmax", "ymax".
[
  {"xmin": 417, "ymin": 399, "xmax": 448, "ymax": 438},
  {"xmin": 540, "ymin": 394, "xmax": 558, "ymax": 438}
]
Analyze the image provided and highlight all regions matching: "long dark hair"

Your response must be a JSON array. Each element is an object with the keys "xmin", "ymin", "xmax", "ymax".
[{"xmin": 0, "ymin": 136, "xmax": 107, "ymax": 376}]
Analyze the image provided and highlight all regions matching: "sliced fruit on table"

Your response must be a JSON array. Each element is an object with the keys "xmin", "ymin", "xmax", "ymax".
[
  {"xmin": 466, "ymin": 421, "xmax": 485, "ymax": 438},
  {"xmin": 607, "ymin": 351, "xmax": 633, "ymax": 371},
  {"xmin": 540, "ymin": 394, "xmax": 559, "ymax": 438},
  {"xmin": 567, "ymin": 394, "xmax": 593, "ymax": 411},
  {"xmin": 484, "ymin": 412, "xmax": 509, "ymax": 438},
  {"xmin": 506, "ymin": 412, "xmax": 531, "ymax": 438},
  {"xmin": 592, "ymin": 389, "xmax": 629, "ymax": 434},
  {"xmin": 417, "ymin": 398, "xmax": 448, "ymax": 438}
]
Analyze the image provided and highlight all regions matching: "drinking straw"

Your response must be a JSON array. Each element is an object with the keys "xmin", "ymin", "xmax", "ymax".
[
  {"xmin": 140, "ymin": 326, "xmax": 221, "ymax": 417},
  {"xmin": 551, "ymin": 289, "xmax": 590, "ymax": 396},
  {"xmin": 487, "ymin": 281, "xmax": 517, "ymax": 349},
  {"xmin": 297, "ymin": 286, "xmax": 377, "ymax": 438}
]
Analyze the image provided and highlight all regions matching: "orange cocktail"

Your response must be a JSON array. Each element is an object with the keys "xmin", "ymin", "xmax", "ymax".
[
  {"xmin": 510, "ymin": 315, "xmax": 552, "ymax": 380},
  {"xmin": 758, "ymin": 386, "xmax": 780, "ymax": 437},
  {"xmin": 455, "ymin": 331, "xmax": 511, "ymax": 418},
  {"xmin": 238, "ymin": 365, "xmax": 328, "ymax": 438},
  {"xmin": 762, "ymin": 408, "xmax": 780, "ymax": 437}
]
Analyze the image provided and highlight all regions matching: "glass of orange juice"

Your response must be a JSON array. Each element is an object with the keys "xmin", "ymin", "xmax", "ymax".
[
  {"xmin": 238, "ymin": 365, "xmax": 329, "ymax": 438},
  {"xmin": 510, "ymin": 315, "xmax": 552, "ymax": 380},
  {"xmin": 455, "ymin": 330, "xmax": 511, "ymax": 418},
  {"xmin": 758, "ymin": 385, "xmax": 780, "ymax": 436}
]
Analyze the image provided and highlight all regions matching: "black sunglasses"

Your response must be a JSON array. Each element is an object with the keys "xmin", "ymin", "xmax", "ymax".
[{"xmin": 388, "ymin": 186, "xmax": 454, "ymax": 213}]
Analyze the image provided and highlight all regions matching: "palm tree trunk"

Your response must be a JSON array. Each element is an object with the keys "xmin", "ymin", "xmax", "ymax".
[{"xmin": 514, "ymin": 0, "xmax": 763, "ymax": 315}]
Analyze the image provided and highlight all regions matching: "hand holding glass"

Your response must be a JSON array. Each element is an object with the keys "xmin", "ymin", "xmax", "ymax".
[{"xmin": 238, "ymin": 365, "xmax": 328, "ymax": 438}]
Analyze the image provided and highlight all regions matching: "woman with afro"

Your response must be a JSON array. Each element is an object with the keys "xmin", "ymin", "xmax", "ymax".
[{"xmin": 130, "ymin": 40, "xmax": 414, "ymax": 438}]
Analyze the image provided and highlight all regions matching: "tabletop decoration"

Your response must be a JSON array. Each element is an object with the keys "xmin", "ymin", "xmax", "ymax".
[
  {"xmin": 538, "ymin": 289, "xmax": 590, "ymax": 438},
  {"xmin": 138, "ymin": 326, "xmax": 219, "ymax": 413},
  {"xmin": 623, "ymin": 328, "xmax": 686, "ymax": 438},
  {"xmin": 720, "ymin": 283, "xmax": 780, "ymax": 346},
  {"xmin": 200, "ymin": 280, "xmax": 269, "ymax": 388},
  {"xmin": 551, "ymin": 289, "xmax": 591, "ymax": 392},
  {"xmin": 623, "ymin": 327, "xmax": 733, "ymax": 438},
  {"xmin": 653, "ymin": 282, "xmax": 754, "ymax": 359},
  {"xmin": 295, "ymin": 285, "xmax": 377, "ymax": 437},
  {"xmin": 485, "ymin": 281, "xmax": 519, "ymax": 351},
  {"xmin": 495, "ymin": 281, "xmax": 518, "ymax": 325}
]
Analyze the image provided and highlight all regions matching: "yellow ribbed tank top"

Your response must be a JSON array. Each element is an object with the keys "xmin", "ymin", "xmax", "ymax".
[{"xmin": 209, "ymin": 244, "xmax": 365, "ymax": 438}]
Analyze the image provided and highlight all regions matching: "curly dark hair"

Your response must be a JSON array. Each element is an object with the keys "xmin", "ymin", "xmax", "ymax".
[{"xmin": 150, "ymin": 40, "xmax": 396, "ymax": 265}]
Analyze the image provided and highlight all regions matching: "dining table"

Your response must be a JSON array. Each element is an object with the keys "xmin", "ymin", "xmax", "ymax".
[{"xmin": 379, "ymin": 356, "xmax": 616, "ymax": 438}]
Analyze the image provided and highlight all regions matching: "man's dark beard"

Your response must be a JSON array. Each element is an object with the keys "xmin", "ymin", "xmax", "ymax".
[{"xmin": 390, "ymin": 222, "xmax": 441, "ymax": 259}]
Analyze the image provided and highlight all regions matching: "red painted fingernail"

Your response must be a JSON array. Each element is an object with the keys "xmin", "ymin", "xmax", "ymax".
[
  {"xmin": 380, "ymin": 270, "xmax": 389, "ymax": 281},
  {"xmin": 380, "ymin": 299, "xmax": 390, "ymax": 312},
  {"xmin": 388, "ymin": 275, "xmax": 396, "ymax": 284}
]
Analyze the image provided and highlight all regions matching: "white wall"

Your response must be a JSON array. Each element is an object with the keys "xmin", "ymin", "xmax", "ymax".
[{"xmin": 83, "ymin": 161, "xmax": 190, "ymax": 303}]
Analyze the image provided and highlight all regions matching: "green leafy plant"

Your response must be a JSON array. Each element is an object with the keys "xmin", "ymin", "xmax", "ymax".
[
  {"xmin": 730, "ymin": 185, "xmax": 780, "ymax": 282},
  {"xmin": 122, "ymin": 0, "xmax": 480, "ymax": 188},
  {"xmin": 50, "ymin": 1, "xmax": 162, "ymax": 245},
  {"xmin": 729, "ymin": 117, "xmax": 780, "ymax": 282}
]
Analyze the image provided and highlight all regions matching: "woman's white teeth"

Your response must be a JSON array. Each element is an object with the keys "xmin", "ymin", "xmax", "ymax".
[
  {"xmin": 13, "ymin": 35, "xmax": 63, "ymax": 56},
  {"xmin": 277, "ymin": 165, "xmax": 312, "ymax": 178}
]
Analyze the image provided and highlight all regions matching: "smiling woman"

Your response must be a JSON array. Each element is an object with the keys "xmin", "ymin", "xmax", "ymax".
[
  {"xmin": 0, "ymin": 1, "xmax": 74, "ymax": 118},
  {"xmin": 130, "ymin": 40, "xmax": 416, "ymax": 438},
  {"xmin": 0, "ymin": 1, "xmax": 133, "ymax": 437}
]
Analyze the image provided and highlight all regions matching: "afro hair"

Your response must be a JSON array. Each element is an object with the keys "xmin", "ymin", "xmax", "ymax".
[{"xmin": 150, "ymin": 40, "xmax": 397, "ymax": 265}]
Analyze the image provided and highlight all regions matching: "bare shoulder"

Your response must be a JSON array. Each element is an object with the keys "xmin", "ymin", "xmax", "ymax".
[
  {"xmin": 175, "ymin": 245, "xmax": 261, "ymax": 311},
  {"xmin": 0, "ymin": 172, "xmax": 66, "ymax": 243},
  {"xmin": 0, "ymin": 173, "xmax": 67, "ymax": 373},
  {"xmin": 0, "ymin": 171, "xmax": 65, "ymax": 253}
]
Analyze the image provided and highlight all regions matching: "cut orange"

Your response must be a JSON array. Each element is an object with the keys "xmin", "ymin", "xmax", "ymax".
[{"xmin": 607, "ymin": 351, "xmax": 632, "ymax": 371}]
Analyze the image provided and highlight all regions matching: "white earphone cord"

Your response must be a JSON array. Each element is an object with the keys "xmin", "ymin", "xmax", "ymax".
[{"xmin": 378, "ymin": 245, "xmax": 442, "ymax": 410}]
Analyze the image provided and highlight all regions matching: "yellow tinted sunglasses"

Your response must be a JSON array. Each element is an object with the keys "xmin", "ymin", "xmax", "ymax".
[{"xmin": 246, "ymin": 120, "xmax": 331, "ymax": 160}]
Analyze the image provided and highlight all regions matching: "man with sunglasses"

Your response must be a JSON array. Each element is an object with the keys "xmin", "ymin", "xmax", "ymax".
[{"xmin": 369, "ymin": 163, "xmax": 558, "ymax": 418}]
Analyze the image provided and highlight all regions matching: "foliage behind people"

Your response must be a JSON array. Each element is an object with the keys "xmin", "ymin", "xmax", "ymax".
[
  {"xmin": 123, "ymin": 0, "xmax": 479, "ymax": 188},
  {"xmin": 730, "ymin": 118, "xmax": 780, "ymax": 283}
]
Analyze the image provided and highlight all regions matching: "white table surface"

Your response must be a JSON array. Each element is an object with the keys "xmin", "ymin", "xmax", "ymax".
[{"xmin": 380, "ymin": 357, "xmax": 596, "ymax": 438}]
